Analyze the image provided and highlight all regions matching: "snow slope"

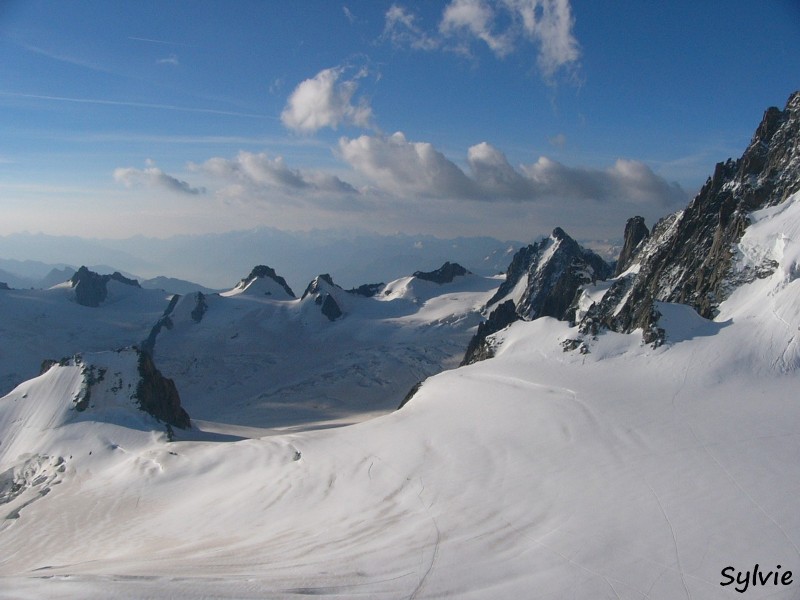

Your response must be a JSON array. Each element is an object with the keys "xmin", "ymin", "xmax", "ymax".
[
  {"xmin": 150, "ymin": 271, "xmax": 499, "ymax": 430},
  {"xmin": 0, "ymin": 283, "xmax": 171, "ymax": 396},
  {"xmin": 1, "ymin": 195, "xmax": 800, "ymax": 598}
]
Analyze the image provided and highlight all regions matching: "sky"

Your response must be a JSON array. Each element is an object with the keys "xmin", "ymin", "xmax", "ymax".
[{"xmin": 1, "ymin": 0, "xmax": 799, "ymax": 243}]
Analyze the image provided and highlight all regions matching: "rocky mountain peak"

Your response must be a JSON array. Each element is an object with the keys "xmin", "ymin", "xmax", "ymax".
[
  {"xmin": 412, "ymin": 262, "xmax": 471, "ymax": 284},
  {"xmin": 69, "ymin": 266, "xmax": 141, "ymax": 308},
  {"xmin": 614, "ymin": 216, "xmax": 649, "ymax": 276},
  {"xmin": 238, "ymin": 265, "xmax": 295, "ymax": 298},
  {"xmin": 576, "ymin": 91, "xmax": 800, "ymax": 345},
  {"xmin": 301, "ymin": 274, "xmax": 344, "ymax": 321},
  {"xmin": 301, "ymin": 273, "xmax": 338, "ymax": 299},
  {"xmin": 464, "ymin": 227, "xmax": 611, "ymax": 364}
]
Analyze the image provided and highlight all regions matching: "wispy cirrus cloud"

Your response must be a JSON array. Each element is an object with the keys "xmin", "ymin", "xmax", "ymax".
[
  {"xmin": 0, "ymin": 91, "xmax": 272, "ymax": 120},
  {"xmin": 114, "ymin": 160, "xmax": 205, "ymax": 195},
  {"xmin": 156, "ymin": 54, "xmax": 179, "ymax": 66},
  {"xmin": 281, "ymin": 66, "xmax": 374, "ymax": 134},
  {"xmin": 383, "ymin": 0, "xmax": 580, "ymax": 80}
]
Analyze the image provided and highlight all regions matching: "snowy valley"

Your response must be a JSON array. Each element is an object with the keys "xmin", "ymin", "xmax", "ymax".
[{"xmin": 1, "ymin": 92, "xmax": 800, "ymax": 599}]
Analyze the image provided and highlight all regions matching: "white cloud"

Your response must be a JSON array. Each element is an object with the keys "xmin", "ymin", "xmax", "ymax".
[
  {"xmin": 383, "ymin": 0, "xmax": 580, "ymax": 80},
  {"xmin": 440, "ymin": 0, "xmax": 514, "ymax": 57},
  {"xmin": 339, "ymin": 133, "xmax": 687, "ymax": 210},
  {"xmin": 382, "ymin": 4, "xmax": 439, "ymax": 50},
  {"xmin": 201, "ymin": 151, "xmax": 357, "ymax": 195},
  {"xmin": 114, "ymin": 162, "xmax": 204, "ymax": 195},
  {"xmin": 506, "ymin": 0, "xmax": 580, "ymax": 77},
  {"xmin": 281, "ymin": 67, "xmax": 373, "ymax": 133},
  {"xmin": 156, "ymin": 54, "xmax": 179, "ymax": 66},
  {"xmin": 339, "ymin": 132, "xmax": 479, "ymax": 199}
]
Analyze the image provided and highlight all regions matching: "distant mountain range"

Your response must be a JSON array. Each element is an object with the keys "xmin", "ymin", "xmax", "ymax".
[{"xmin": 0, "ymin": 229, "xmax": 615, "ymax": 294}]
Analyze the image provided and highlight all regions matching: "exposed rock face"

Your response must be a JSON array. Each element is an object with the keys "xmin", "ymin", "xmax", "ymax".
[
  {"xmin": 136, "ymin": 349, "xmax": 191, "ymax": 430},
  {"xmin": 463, "ymin": 229, "xmax": 611, "ymax": 365},
  {"xmin": 614, "ymin": 216, "xmax": 649, "ymax": 276},
  {"xmin": 69, "ymin": 266, "xmax": 140, "ymax": 307},
  {"xmin": 413, "ymin": 262, "xmax": 470, "ymax": 284},
  {"xmin": 301, "ymin": 273, "xmax": 337, "ymax": 299},
  {"xmin": 579, "ymin": 91, "xmax": 800, "ymax": 345},
  {"xmin": 347, "ymin": 283, "xmax": 385, "ymax": 297},
  {"xmin": 140, "ymin": 294, "xmax": 182, "ymax": 356},
  {"xmin": 237, "ymin": 265, "xmax": 296, "ymax": 298},
  {"xmin": 318, "ymin": 294, "xmax": 343, "ymax": 321},
  {"xmin": 461, "ymin": 300, "xmax": 517, "ymax": 365},
  {"xmin": 302, "ymin": 274, "xmax": 344, "ymax": 321},
  {"xmin": 190, "ymin": 292, "xmax": 208, "ymax": 323},
  {"xmin": 39, "ymin": 349, "xmax": 190, "ymax": 432},
  {"xmin": 487, "ymin": 227, "xmax": 612, "ymax": 321}
]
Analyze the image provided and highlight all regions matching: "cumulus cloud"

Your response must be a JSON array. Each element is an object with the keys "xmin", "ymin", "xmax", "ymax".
[
  {"xmin": 114, "ymin": 161, "xmax": 204, "ymax": 195},
  {"xmin": 201, "ymin": 151, "xmax": 357, "ymax": 195},
  {"xmin": 339, "ymin": 133, "xmax": 687, "ymax": 210},
  {"xmin": 339, "ymin": 132, "xmax": 479, "ymax": 199},
  {"xmin": 281, "ymin": 67, "xmax": 373, "ymax": 133},
  {"xmin": 383, "ymin": 0, "xmax": 580, "ymax": 79}
]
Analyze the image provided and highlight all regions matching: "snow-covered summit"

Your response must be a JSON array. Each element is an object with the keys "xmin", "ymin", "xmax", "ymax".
[{"xmin": 221, "ymin": 264, "xmax": 295, "ymax": 299}]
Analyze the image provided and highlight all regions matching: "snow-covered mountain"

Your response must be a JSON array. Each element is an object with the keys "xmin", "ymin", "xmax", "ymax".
[
  {"xmin": 1, "ymin": 92, "xmax": 800, "ymax": 599},
  {"xmin": 147, "ymin": 263, "xmax": 497, "ymax": 429}
]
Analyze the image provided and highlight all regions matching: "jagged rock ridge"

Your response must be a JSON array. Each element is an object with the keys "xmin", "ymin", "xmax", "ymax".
[
  {"xmin": 578, "ymin": 91, "xmax": 800, "ymax": 344},
  {"xmin": 463, "ymin": 228, "xmax": 611, "ymax": 364},
  {"xmin": 413, "ymin": 262, "xmax": 470, "ymax": 284},
  {"xmin": 69, "ymin": 266, "xmax": 140, "ymax": 307},
  {"xmin": 229, "ymin": 265, "xmax": 295, "ymax": 298},
  {"xmin": 302, "ymin": 274, "xmax": 344, "ymax": 321},
  {"xmin": 614, "ymin": 216, "xmax": 649, "ymax": 276}
]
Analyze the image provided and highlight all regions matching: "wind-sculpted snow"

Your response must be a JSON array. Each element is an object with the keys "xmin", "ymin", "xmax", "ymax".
[{"xmin": 3, "ymin": 259, "xmax": 800, "ymax": 598}]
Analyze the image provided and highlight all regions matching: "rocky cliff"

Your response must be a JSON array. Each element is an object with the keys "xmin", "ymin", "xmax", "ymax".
[
  {"xmin": 69, "ymin": 266, "xmax": 141, "ymax": 307},
  {"xmin": 463, "ymin": 228, "xmax": 611, "ymax": 364},
  {"xmin": 578, "ymin": 91, "xmax": 800, "ymax": 344}
]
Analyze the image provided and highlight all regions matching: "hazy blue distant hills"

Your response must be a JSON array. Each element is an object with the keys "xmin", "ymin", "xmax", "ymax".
[{"xmin": 0, "ymin": 228, "xmax": 533, "ymax": 293}]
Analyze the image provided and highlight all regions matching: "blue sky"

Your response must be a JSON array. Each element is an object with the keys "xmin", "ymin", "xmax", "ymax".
[{"xmin": 1, "ymin": 0, "xmax": 799, "ymax": 242}]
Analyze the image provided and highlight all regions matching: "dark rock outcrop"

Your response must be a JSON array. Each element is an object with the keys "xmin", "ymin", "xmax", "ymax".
[
  {"xmin": 301, "ymin": 273, "xmax": 336, "ymax": 299},
  {"xmin": 302, "ymin": 274, "xmax": 344, "ymax": 321},
  {"xmin": 397, "ymin": 381, "xmax": 424, "ymax": 410},
  {"xmin": 69, "ymin": 266, "xmax": 140, "ymax": 307},
  {"xmin": 190, "ymin": 291, "xmax": 208, "ymax": 323},
  {"xmin": 318, "ymin": 294, "xmax": 343, "ymax": 321},
  {"xmin": 136, "ymin": 349, "xmax": 191, "ymax": 430},
  {"xmin": 237, "ymin": 265, "xmax": 295, "ymax": 298},
  {"xmin": 413, "ymin": 262, "xmax": 470, "ymax": 284},
  {"xmin": 140, "ymin": 294, "xmax": 182, "ymax": 356},
  {"xmin": 463, "ymin": 228, "xmax": 611, "ymax": 364},
  {"xmin": 0, "ymin": 282, "xmax": 9, "ymax": 290},
  {"xmin": 614, "ymin": 216, "xmax": 649, "ymax": 276},
  {"xmin": 487, "ymin": 228, "xmax": 612, "ymax": 321},
  {"xmin": 462, "ymin": 300, "xmax": 518, "ymax": 365},
  {"xmin": 579, "ymin": 91, "xmax": 800, "ymax": 345},
  {"xmin": 347, "ymin": 283, "xmax": 385, "ymax": 297}
]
